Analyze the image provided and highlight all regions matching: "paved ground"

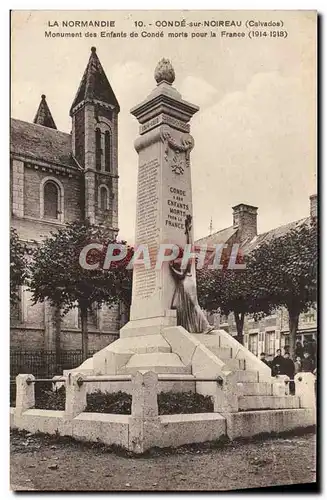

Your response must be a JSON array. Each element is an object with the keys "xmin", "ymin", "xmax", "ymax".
[{"xmin": 10, "ymin": 430, "xmax": 317, "ymax": 492}]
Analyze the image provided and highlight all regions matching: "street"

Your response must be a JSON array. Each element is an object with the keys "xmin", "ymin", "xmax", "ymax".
[{"xmin": 10, "ymin": 430, "xmax": 316, "ymax": 492}]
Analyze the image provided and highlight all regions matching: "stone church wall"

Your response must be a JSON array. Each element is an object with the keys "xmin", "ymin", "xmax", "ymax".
[{"xmin": 23, "ymin": 166, "xmax": 83, "ymax": 223}]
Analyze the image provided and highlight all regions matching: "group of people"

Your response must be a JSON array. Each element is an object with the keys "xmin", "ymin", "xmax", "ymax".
[{"xmin": 260, "ymin": 341, "xmax": 316, "ymax": 395}]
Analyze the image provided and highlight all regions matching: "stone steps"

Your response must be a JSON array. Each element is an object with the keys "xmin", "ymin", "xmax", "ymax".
[
  {"xmin": 206, "ymin": 346, "xmax": 233, "ymax": 359},
  {"xmin": 237, "ymin": 382, "xmax": 273, "ymax": 396},
  {"xmin": 121, "ymin": 352, "xmax": 191, "ymax": 375},
  {"xmin": 233, "ymin": 370, "xmax": 259, "ymax": 383},
  {"xmin": 111, "ymin": 335, "xmax": 172, "ymax": 354},
  {"xmin": 223, "ymin": 358, "xmax": 246, "ymax": 370},
  {"xmin": 238, "ymin": 395, "xmax": 300, "ymax": 411},
  {"xmin": 193, "ymin": 335, "xmax": 248, "ymax": 368},
  {"xmin": 226, "ymin": 408, "xmax": 316, "ymax": 440},
  {"xmin": 191, "ymin": 332, "xmax": 291, "ymax": 410},
  {"xmin": 192, "ymin": 333, "xmax": 221, "ymax": 347}
]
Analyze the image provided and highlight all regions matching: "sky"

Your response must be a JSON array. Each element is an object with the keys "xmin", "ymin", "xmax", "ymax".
[{"xmin": 11, "ymin": 10, "xmax": 317, "ymax": 242}]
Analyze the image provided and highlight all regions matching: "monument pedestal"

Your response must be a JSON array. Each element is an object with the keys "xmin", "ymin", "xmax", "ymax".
[
  {"xmin": 73, "ymin": 60, "xmax": 273, "ymax": 386},
  {"xmin": 58, "ymin": 60, "xmax": 316, "ymax": 450},
  {"xmin": 71, "ymin": 60, "xmax": 306, "ymax": 415},
  {"xmin": 93, "ymin": 59, "xmax": 200, "ymax": 374},
  {"xmin": 119, "ymin": 310, "xmax": 177, "ymax": 338}
]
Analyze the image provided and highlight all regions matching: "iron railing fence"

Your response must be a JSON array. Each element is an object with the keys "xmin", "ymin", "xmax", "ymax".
[{"xmin": 10, "ymin": 350, "xmax": 97, "ymax": 380}]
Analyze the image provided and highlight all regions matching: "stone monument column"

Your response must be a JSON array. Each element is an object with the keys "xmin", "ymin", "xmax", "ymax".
[{"xmin": 120, "ymin": 59, "xmax": 199, "ymax": 338}]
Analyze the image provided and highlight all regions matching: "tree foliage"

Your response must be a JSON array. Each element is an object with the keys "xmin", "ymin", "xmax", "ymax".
[
  {"xmin": 29, "ymin": 220, "xmax": 132, "ymax": 310},
  {"xmin": 248, "ymin": 219, "xmax": 317, "ymax": 356},
  {"xmin": 197, "ymin": 249, "xmax": 273, "ymax": 342},
  {"xmin": 249, "ymin": 220, "xmax": 317, "ymax": 313},
  {"xmin": 10, "ymin": 227, "xmax": 27, "ymax": 306},
  {"xmin": 197, "ymin": 219, "xmax": 317, "ymax": 355}
]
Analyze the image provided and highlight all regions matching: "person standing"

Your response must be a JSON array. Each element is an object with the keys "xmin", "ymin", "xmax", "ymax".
[
  {"xmin": 282, "ymin": 352, "xmax": 296, "ymax": 395},
  {"xmin": 271, "ymin": 349, "xmax": 284, "ymax": 377},
  {"xmin": 295, "ymin": 341, "xmax": 304, "ymax": 359},
  {"xmin": 302, "ymin": 351, "xmax": 314, "ymax": 372},
  {"xmin": 294, "ymin": 356, "xmax": 302, "ymax": 375}
]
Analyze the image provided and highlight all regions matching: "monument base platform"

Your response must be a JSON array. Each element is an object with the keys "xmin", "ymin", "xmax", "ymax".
[
  {"xmin": 14, "ymin": 327, "xmax": 315, "ymax": 454},
  {"xmin": 68, "ymin": 324, "xmax": 273, "ymax": 386},
  {"xmin": 10, "ymin": 404, "xmax": 316, "ymax": 454},
  {"xmin": 61, "ymin": 325, "xmax": 315, "ymax": 449},
  {"xmin": 67, "ymin": 325, "xmax": 309, "ymax": 415}
]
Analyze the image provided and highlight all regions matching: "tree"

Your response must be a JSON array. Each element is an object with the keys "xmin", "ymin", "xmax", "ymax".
[
  {"xmin": 197, "ymin": 220, "xmax": 317, "ymax": 355},
  {"xmin": 249, "ymin": 219, "xmax": 317, "ymax": 358},
  {"xmin": 10, "ymin": 228, "xmax": 27, "ymax": 306},
  {"xmin": 197, "ymin": 250, "xmax": 272, "ymax": 344},
  {"xmin": 29, "ymin": 220, "xmax": 133, "ymax": 361}
]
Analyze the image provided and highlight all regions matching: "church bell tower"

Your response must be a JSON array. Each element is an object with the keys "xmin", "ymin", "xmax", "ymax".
[{"xmin": 70, "ymin": 47, "xmax": 119, "ymax": 236}]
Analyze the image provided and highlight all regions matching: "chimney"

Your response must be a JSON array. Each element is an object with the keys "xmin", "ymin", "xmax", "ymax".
[
  {"xmin": 232, "ymin": 203, "xmax": 258, "ymax": 243},
  {"xmin": 310, "ymin": 194, "xmax": 317, "ymax": 219}
]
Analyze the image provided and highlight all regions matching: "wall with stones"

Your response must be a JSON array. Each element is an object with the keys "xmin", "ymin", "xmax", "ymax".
[
  {"xmin": 90, "ymin": 107, "xmax": 119, "ymax": 231},
  {"xmin": 238, "ymin": 211, "xmax": 257, "ymax": 242},
  {"xmin": 73, "ymin": 108, "xmax": 85, "ymax": 167},
  {"xmin": 23, "ymin": 166, "xmax": 82, "ymax": 222},
  {"xmin": 10, "ymin": 100, "xmax": 120, "ymax": 353},
  {"xmin": 11, "ymin": 160, "xmax": 24, "ymax": 217},
  {"xmin": 22, "ymin": 288, "xmax": 45, "ymax": 326},
  {"xmin": 11, "ymin": 327, "xmax": 45, "ymax": 350},
  {"xmin": 100, "ymin": 304, "xmax": 121, "ymax": 332},
  {"xmin": 109, "ymin": 112, "xmax": 119, "ymax": 229},
  {"xmin": 10, "ymin": 286, "xmax": 121, "ymax": 352},
  {"xmin": 63, "ymin": 174, "xmax": 84, "ymax": 223},
  {"xmin": 61, "ymin": 329, "xmax": 119, "ymax": 352},
  {"xmin": 23, "ymin": 167, "xmax": 39, "ymax": 219},
  {"xmin": 94, "ymin": 174, "xmax": 114, "ymax": 228}
]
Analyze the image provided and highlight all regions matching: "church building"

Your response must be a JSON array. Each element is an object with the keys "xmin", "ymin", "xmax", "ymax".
[{"xmin": 10, "ymin": 47, "xmax": 122, "ymax": 352}]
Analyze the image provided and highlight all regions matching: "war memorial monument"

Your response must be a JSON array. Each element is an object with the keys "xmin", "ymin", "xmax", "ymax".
[{"xmin": 12, "ymin": 58, "xmax": 316, "ymax": 453}]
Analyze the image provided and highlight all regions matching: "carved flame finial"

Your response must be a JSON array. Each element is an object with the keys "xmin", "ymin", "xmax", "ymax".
[{"xmin": 154, "ymin": 58, "xmax": 175, "ymax": 85}]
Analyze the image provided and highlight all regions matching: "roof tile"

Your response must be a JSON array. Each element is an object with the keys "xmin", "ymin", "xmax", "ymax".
[
  {"xmin": 11, "ymin": 118, "xmax": 74, "ymax": 168},
  {"xmin": 195, "ymin": 226, "xmax": 238, "ymax": 246},
  {"xmin": 242, "ymin": 217, "xmax": 310, "ymax": 254},
  {"xmin": 33, "ymin": 95, "xmax": 57, "ymax": 129}
]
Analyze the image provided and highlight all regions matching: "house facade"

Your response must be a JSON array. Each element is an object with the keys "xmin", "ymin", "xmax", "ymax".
[{"xmin": 10, "ymin": 47, "xmax": 122, "ymax": 353}]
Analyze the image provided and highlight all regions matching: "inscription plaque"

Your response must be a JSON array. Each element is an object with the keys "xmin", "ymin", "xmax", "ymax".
[{"xmin": 134, "ymin": 158, "xmax": 159, "ymax": 298}]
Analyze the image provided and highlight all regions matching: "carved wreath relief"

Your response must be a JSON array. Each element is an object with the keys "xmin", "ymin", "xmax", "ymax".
[{"xmin": 161, "ymin": 126, "xmax": 194, "ymax": 176}]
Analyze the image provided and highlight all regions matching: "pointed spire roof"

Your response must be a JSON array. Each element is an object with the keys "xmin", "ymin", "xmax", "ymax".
[
  {"xmin": 33, "ymin": 95, "xmax": 57, "ymax": 129},
  {"xmin": 70, "ymin": 47, "xmax": 120, "ymax": 115}
]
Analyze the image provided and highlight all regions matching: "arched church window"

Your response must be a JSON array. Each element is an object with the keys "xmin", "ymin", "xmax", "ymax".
[
  {"xmin": 104, "ymin": 130, "xmax": 111, "ymax": 172},
  {"xmin": 44, "ymin": 181, "xmax": 59, "ymax": 219},
  {"xmin": 99, "ymin": 185, "xmax": 109, "ymax": 211},
  {"xmin": 95, "ymin": 128, "xmax": 101, "ymax": 171}
]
